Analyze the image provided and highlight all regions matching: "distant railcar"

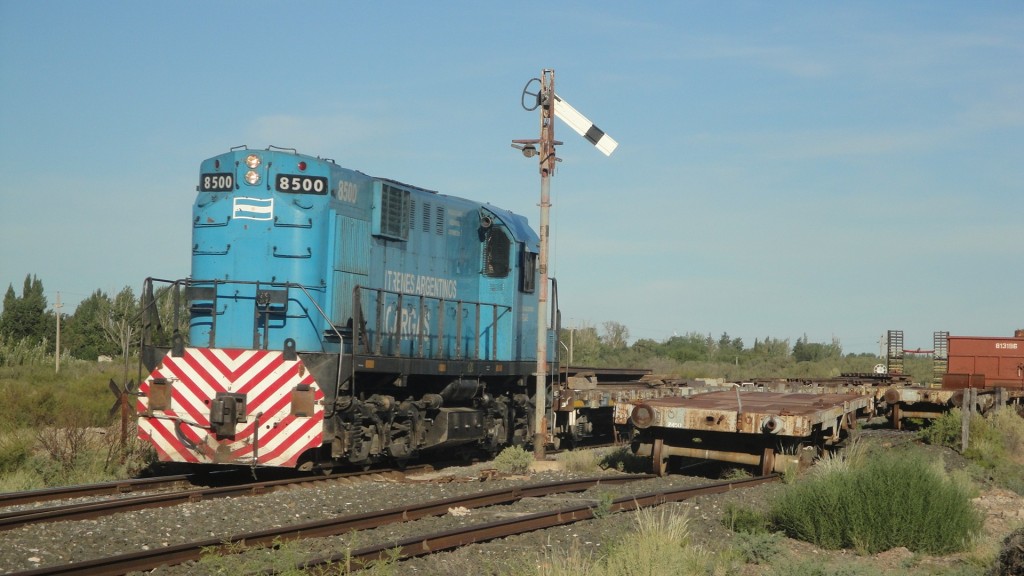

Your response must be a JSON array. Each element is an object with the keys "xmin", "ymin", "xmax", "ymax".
[
  {"xmin": 137, "ymin": 146, "xmax": 551, "ymax": 469},
  {"xmin": 944, "ymin": 335, "xmax": 1024, "ymax": 389}
]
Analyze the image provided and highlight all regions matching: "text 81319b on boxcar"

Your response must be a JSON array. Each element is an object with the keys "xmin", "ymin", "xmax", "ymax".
[{"xmin": 137, "ymin": 146, "xmax": 554, "ymax": 470}]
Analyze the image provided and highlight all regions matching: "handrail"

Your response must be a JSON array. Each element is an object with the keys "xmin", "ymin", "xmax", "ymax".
[{"xmin": 351, "ymin": 285, "xmax": 511, "ymax": 362}]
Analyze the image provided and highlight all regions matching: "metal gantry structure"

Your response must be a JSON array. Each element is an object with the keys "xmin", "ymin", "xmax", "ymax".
[
  {"xmin": 886, "ymin": 329, "xmax": 952, "ymax": 386},
  {"xmin": 512, "ymin": 69, "xmax": 617, "ymax": 457}
]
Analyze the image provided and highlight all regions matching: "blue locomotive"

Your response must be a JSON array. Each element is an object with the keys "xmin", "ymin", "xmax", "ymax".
[{"xmin": 137, "ymin": 146, "xmax": 551, "ymax": 469}]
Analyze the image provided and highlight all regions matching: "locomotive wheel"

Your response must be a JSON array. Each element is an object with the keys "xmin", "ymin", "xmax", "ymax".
[
  {"xmin": 761, "ymin": 447, "xmax": 776, "ymax": 476},
  {"xmin": 652, "ymin": 437, "xmax": 669, "ymax": 477}
]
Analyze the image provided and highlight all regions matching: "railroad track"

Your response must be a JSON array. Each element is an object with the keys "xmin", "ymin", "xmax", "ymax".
[
  {"xmin": 8, "ymin": 473, "xmax": 778, "ymax": 576},
  {"xmin": 0, "ymin": 466, "xmax": 426, "ymax": 532},
  {"xmin": 0, "ymin": 473, "xmax": 199, "ymax": 508},
  {"xmin": 326, "ymin": 474, "xmax": 778, "ymax": 573}
]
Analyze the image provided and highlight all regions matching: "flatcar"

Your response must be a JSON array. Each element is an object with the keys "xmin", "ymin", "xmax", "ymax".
[{"xmin": 137, "ymin": 146, "xmax": 553, "ymax": 470}]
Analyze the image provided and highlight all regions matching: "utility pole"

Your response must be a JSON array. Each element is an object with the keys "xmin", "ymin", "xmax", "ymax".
[
  {"xmin": 513, "ymin": 69, "xmax": 617, "ymax": 460},
  {"xmin": 54, "ymin": 291, "xmax": 62, "ymax": 373}
]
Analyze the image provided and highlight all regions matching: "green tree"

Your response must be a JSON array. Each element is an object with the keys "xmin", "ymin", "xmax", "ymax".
[
  {"xmin": 64, "ymin": 290, "xmax": 118, "ymax": 360},
  {"xmin": 561, "ymin": 324, "xmax": 602, "ymax": 365},
  {"xmin": 715, "ymin": 332, "xmax": 745, "ymax": 363},
  {"xmin": 101, "ymin": 286, "xmax": 141, "ymax": 358},
  {"xmin": 0, "ymin": 275, "xmax": 49, "ymax": 344},
  {"xmin": 147, "ymin": 283, "xmax": 191, "ymax": 347},
  {"xmin": 601, "ymin": 321, "xmax": 630, "ymax": 350},
  {"xmin": 752, "ymin": 336, "xmax": 790, "ymax": 359},
  {"xmin": 663, "ymin": 332, "xmax": 710, "ymax": 363},
  {"xmin": 792, "ymin": 335, "xmax": 842, "ymax": 362}
]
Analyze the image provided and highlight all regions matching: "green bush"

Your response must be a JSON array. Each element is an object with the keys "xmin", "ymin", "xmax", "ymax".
[
  {"xmin": 598, "ymin": 446, "xmax": 650, "ymax": 473},
  {"xmin": 732, "ymin": 530, "xmax": 784, "ymax": 565},
  {"xmin": 557, "ymin": 448, "xmax": 601, "ymax": 474},
  {"xmin": 493, "ymin": 445, "xmax": 533, "ymax": 474},
  {"xmin": 0, "ymin": 362, "xmax": 159, "ymax": 490},
  {"xmin": 919, "ymin": 408, "xmax": 968, "ymax": 447},
  {"xmin": 920, "ymin": 407, "xmax": 1024, "ymax": 495},
  {"xmin": 766, "ymin": 560, "xmax": 887, "ymax": 576},
  {"xmin": 769, "ymin": 451, "xmax": 982, "ymax": 554},
  {"xmin": 537, "ymin": 506, "xmax": 731, "ymax": 576},
  {"xmin": 0, "ymin": 335, "xmax": 51, "ymax": 367},
  {"xmin": 0, "ymin": 362, "xmax": 130, "ymax": 428},
  {"xmin": 0, "ymin": 425, "xmax": 32, "ymax": 474},
  {"xmin": 722, "ymin": 501, "xmax": 771, "ymax": 534}
]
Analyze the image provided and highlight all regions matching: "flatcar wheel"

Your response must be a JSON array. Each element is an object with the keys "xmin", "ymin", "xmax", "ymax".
[
  {"xmin": 761, "ymin": 447, "xmax": 775, "ymax": 476},
  {"xmin": 652, "ymin": 437, "xmax": 669, "ymax": 477}
]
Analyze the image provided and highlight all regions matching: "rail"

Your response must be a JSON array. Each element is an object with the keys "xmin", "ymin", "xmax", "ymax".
[
  {"xmin": 326, "ymin": 474, "xmax": 778, "ymax": 572},
  {"xmin": 0, "ymin": 467, "xmax": 424, "ymax": 533},
  {"xmin": 10, "ymin": 474, "xmax": 648, "ymax": 576}
]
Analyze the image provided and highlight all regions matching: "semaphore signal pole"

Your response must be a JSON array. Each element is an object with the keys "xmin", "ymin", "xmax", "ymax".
[{"xmin": 512, "ymin": 69, "xmax": 617, "ymax": 459}]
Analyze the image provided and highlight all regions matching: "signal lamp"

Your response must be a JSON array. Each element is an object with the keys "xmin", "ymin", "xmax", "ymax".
[
  {"xmin": 245, "ymin": 170, "xmax": 260, "ymax": 185},
  {"xmin": 297, "ymin": 161, "xmax": 307, "ymax": 171},
  {"xmin": 245, "ymin": 154, "xmax": 261, "ymax": 169}
]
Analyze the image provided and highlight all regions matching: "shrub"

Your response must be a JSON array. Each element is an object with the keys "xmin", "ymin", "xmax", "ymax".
[
  {"xmin": 990, "ymin": 409, "xmax": 1024, "ymax": 458},
  {"xmin": 493, "ymin": 445, "xmax": 533, "ymax": 474},
  {"xmin": 995, "ymin": 526, "xmax": 1024, "ymax": 576},
  {"xmin": 0, "ymin": 425, "xmax": 32, "ymax": 474},
  {"xmin": 557, "ymin": 448, "xmax": 601, "ymax": 474},
  {"xmin": 769, "ymin": 451, "xmax": 982, "ymax": 554},
  {"xmin": 0, "ymin": 335, "xmax": 50, "ymax": 367},
  {"xmin": 732, "ymin": 530, "xmax": 784, "ymax": 565},
  {"xmin": 538, "ymin": 506, "xmax": 730, "ymax": 576},
  {"xmin": 918, "ymin": 408, "xmax": 964, "ymax": 447},
  {"xmin": 722, "ymin": 501, "xmax": 771, "ymax": 534},
  {"xmin": 590, "ymin": 491, "xmax": 616, "ymax": 519},
  {"xmin": 598, "ymin": 446, "xmax": 650, "ymax": 473},
  {"xmin": 36, "ymin": 423, "xmax": 90, "ymax": 473},
  {"xmin": 920, "ymin": 407, "xmax": 1024, "ymax": 494}
]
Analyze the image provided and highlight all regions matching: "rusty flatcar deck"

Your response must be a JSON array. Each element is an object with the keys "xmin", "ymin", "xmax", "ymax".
[
  {"xmin": 884, "ymin": 385, "xmax": 1024, "ymax": 429},
  {"xmin": 632, "ymin": 390, "xmax": 873, "ymax": 437},
  {"xmin": 630, "ymin": 390, "xmax": 874, "ymax": 475}
]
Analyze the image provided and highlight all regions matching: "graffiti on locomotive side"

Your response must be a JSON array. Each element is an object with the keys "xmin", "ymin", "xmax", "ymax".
[
  {"xmin": 382, "ymin": 302, "xmax": 472, "ymax": 341},
  {"xmin": 383, "ymin": 303, "xmax": 433, "ymax": 339},
  {"xmin": 384, "ymin": 270, "xmax": 458, "ymax": 300}
]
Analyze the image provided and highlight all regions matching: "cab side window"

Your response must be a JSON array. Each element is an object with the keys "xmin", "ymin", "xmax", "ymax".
[
  {"xmin": 520, "ymin": 249, "xmax": 536, "ymax": 293},
  {"xmin": 482, "ymin": 228, "xmax": 510, "ymax": 278}
]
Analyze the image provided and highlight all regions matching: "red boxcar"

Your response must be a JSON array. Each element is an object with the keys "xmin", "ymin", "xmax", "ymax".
[{"xmin": 944, "ymin": 335, "xmax": 1024, "ymax": 389}]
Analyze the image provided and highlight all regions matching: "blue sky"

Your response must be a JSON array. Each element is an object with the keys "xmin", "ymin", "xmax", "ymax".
[{"xmin": 1, "ymin": 2, "xmax": 1021, "ymax": 354}]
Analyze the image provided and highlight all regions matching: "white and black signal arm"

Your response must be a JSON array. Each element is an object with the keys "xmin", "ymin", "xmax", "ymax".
[
  {"xmin": 519, "ymin": 76, "xmax": 619, "ymax": 157},
  {"xmin": 552, "ymin": 94, "xmax": 618, "ymax": 156}
]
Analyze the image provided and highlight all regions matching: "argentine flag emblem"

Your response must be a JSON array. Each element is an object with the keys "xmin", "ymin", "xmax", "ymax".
[{"xmin": 233, "ymin": 197, "xmax": 273, "ymax": 221}]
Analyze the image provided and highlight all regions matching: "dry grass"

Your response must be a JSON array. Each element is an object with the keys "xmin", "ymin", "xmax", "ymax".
[{"xmin": 535, "ymin": 505, "xmax": 734, "ymax": 576}]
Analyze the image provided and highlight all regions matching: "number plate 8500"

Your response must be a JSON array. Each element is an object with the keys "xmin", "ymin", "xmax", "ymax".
[{"xmin": 275, "ymin": 174, "xmax": 328, "ymax": 194}]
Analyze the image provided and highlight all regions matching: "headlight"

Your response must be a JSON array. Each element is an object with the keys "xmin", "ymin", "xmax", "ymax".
[
  {"xmin": 245, "ymin": 154, "xmax": 261, "ymax": 169},
  {"xmin": 245, "ymin": 170, "xmax": 261, "ymax": 185}
]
